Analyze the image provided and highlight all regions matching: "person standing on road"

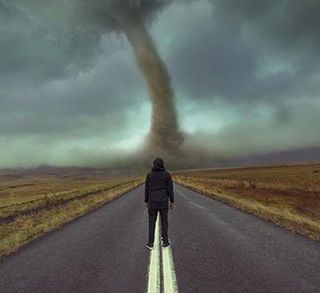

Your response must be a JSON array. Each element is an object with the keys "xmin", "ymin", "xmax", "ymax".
[{"xmin": 145, "ymin": 157, "xmax": 174, "ymax": 249}]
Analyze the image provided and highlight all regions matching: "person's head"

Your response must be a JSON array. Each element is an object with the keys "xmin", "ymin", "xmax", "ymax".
[{"xmin": 153, "ymin": 157, "xmax": 164, "ymax": 170}]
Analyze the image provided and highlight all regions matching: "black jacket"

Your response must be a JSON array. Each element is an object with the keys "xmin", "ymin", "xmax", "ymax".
[{"xmin": 145, "ymin": 165, "xmax": 174, "ymax": 209}]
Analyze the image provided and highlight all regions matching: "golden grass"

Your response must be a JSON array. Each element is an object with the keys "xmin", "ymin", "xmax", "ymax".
[
  {"xmin": 0, "ymin": 177, "xmax": 143, "ymax": 257},
  {"xmin": 0, "ymin": 176, "xmax": 133, "ymax": 206},
  {"xmin": 173, "ymin": 163, "xmax": 320, "ymax": 241},
  {"xmin": 0, "ymin": 178, "xmax": 138, "ymax": 219}
]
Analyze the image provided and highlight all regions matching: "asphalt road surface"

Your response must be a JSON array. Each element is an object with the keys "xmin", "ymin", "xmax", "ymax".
[{"xmin": 0, "ymin": 183, "xmax": 319, "ymax": 293}]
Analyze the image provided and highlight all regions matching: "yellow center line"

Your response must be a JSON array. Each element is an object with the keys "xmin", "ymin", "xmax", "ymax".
[
  {"xmin": 162, "ymin": 244, "xmax": 179, "ymax": 293},
  {"xmin": 147, "ymin": 215, "xmax": 161, "ymax": 293}
]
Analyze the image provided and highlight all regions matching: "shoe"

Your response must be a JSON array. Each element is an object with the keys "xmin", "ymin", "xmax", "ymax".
[
  {"xmin": 162, "ymin": 240, "xmax": 171, "ymax": 248},
  {"xmin": 146, "ymin": 243, "xmax": 154, "ymax": 250}
]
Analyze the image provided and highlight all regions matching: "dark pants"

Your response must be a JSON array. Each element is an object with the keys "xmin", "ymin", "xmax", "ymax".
[{"xmin": 148, "ymin": 208, "xmax": 169, "ymax": 244}]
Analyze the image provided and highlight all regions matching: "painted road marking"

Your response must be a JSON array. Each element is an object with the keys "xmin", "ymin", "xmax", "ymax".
[
  {"xmin": 146, "ymin": 214, "xmax": 179, "ymax": 293},
  {"xmin": 147, "ymin": 215, "xmax": 161, "ymax": 293},
  {"xmin": 162, "ymin": 246, "xmax": 179, "ymax": 293}
]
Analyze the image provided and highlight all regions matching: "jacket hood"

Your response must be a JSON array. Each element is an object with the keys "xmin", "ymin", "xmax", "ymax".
[{"xmin": 152, "ymin": 157, "xmax": 165, "ymax": 171}]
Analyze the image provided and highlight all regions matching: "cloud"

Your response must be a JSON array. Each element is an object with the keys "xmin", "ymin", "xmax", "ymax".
[
  {"xmin": 165, "ymin": 0, "xmax": 320, "ymax": 107},
  {"xmin": 0, "ymin": 0, "xmax": 319, "ymax": 167},
  {"xmin": 0, "ymin": 31, "xmax": 147, "ymax": 132}
]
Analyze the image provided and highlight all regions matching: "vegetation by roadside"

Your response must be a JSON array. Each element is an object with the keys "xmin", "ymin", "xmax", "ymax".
[
  {"xmin": 172, "ymin": 163, "xmax": 320, "ymax": 241},
  {"xmin": 0, "ymin": 177, "xmax": 143, "ymax": 258},
  {"xmin": 0, "ymin": 178, "xmax": 140, "ymax": 222}
]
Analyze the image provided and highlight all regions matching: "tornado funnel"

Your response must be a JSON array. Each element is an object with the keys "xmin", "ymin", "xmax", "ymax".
[{"xmin": 109, "ymin": 3, "xmax": 184, "ymax": 156}]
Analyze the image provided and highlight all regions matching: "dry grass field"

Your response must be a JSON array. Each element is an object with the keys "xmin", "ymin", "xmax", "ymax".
[
  {"xmin": 172, "ymin": 163, "xmax": 320, "ymax": 241},
  {"xmin": 0, "ymin": 168, "xmax": 143, "ymax": 257}
]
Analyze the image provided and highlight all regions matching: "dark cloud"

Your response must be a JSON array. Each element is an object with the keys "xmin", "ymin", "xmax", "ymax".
[
  {"xmin": 0, "ymin": 0, "xmax": 164, "ymax": 84},
  {"xmin": 169, "ymin": 20, "xmax": 258, "ymax": 100},
  {"xmin": 0, "ymin": 0, "xmax": 319, "ymax": 167},
  {"xmin": 168, "ymin": 0, "xmax": 320, "ymax": 106},
  {"xmin": 0, "ymin": 37, "xmax": 145, "ymax": 137}
]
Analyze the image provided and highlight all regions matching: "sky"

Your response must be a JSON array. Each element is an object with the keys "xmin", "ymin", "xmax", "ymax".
[{"xmin": 0, "ymin": 0, "xmax": 320, "ymax": 168}]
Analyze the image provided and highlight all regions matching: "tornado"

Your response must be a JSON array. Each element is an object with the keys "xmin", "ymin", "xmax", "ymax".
[{"xmin": 108, "ymin": 2, "xmax": 184, "ymax": 157}]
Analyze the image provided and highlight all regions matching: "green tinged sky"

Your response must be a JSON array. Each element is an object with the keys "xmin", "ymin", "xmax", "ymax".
[{"xmin": 0, "ymin": 0, "xmax": 320, "ymax": 167}]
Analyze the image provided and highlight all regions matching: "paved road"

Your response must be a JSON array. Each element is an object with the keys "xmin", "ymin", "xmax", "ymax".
[{"xmin": 0, "ymin": 183, "xmax": 319, "ymax": 292}]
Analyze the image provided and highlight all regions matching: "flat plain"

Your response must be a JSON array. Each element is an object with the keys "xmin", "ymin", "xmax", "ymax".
[
  {"xmin": 172, "ymin": 163, "xmax": 320, "ymax": 241},
  {"xmin": 0, "ymin": 167, "xmax": 143, "ymax": 257}
]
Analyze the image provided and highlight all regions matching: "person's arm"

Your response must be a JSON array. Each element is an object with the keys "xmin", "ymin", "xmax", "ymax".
[
  {"xmin": 145, "ymin": 174, "xmax": 150, "ymax": 204},
  {"xmin": 167, "ymin": 173, "xmax": 174, "ymax": 204}
]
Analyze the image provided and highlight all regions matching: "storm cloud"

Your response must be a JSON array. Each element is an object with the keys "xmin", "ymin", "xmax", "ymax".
[{"xmin": 0, "ymin": 0, "xmax": 319, "ymax": 168}]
